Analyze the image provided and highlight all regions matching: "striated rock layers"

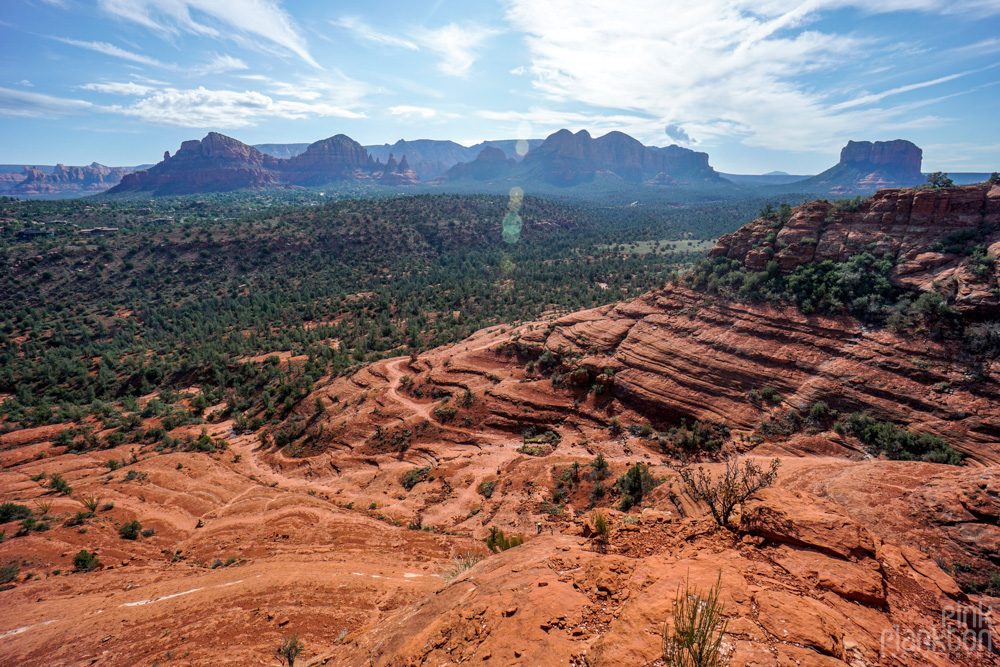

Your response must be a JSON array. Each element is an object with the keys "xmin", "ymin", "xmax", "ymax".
[
  {"xmin": 109, "ymin": 132, "xmax": 419, "ymax": 196},
  {"xmin": 792, "ymin": 139, "xmax": 925, "ymax": 194}
]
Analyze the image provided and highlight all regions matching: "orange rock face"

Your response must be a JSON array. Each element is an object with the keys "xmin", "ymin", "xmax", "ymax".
[{"xmin": 710, "ymin": 183, "xmax": 1000, "ymax": 313}]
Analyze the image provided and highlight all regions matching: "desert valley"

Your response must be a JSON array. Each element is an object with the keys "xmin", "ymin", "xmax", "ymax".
[{"xmin": 3, "ymin": 2, "xmax": 1000, "ymax": 666}]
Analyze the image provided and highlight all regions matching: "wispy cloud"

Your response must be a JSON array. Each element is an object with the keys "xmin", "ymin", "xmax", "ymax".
[
  {"xmin": 103, "ymin": 86, "xmax": 365, "ymax": 128},
  {"xmin": 191, "ymin": 54, "xmax": 248, "ymax": 76},
  {"xmin": 831, "ymin": 65, "xmax": 999, "ymax": 110},
  {"xmin": 389, "ymin": 105, "xmax": 438, "ymax": 119},
  {"xmin": 412, "ymin": 23, "xmax": 501, "ymax": 77},
  {"xmin": 950, "ymin": 38, "xmax": 1000, "ymax": 56},
  {"xmin": 81, "ymin": 81, "xmax": 156, "ymax": 95},
  {"xmin": 332, "ymin": 17, "xmax": 418, "ymax": 50},
  {"xmin": 501, "ymin": 0, "xmax": 997, "ymax": 153},
  {"xmin": 53, "ymin": 37, "xmax": 175, "ymax": 69},
  {"xmin": 0, "ymin": 86, "xmax": 92, "ymax": 118},
  {"xmin": 96, "ymin": 0, "xmax": 319, "ymax": 68}
]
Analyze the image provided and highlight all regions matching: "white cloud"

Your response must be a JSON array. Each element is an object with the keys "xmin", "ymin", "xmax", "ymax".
[
  {"xmin": 477, "ymin": 108, "xmax": 661, "ymax": 139},
  {"xmin": 256, "ymin": 73, "xmax": 375, "ymax": 107},
  {"xmin": 96, "ymin": 0, "xmax": 319, "ymax": 68},
  {"xmin": 412, "ymin": 23, "xmax": 501, "ymax": 77},
  {"xmin": 81, "ymin": 81, "xmax": 155, "ymax": 95},
  {"xmin": 832, "ymin": 65, "xmax": 998, "ymax": 110},
  {"xmin": 103, "ymin": 86, "xmax": 366, "ymax": 128},
  {"xmin": 332, "ymin": 17, "xmax": 419, "ymax": 50},
  {"xmin": 388, "ymin": 105, "xmax": 438, "ymax": 119},
  {"xmin": 18, "ymin": 80, "xmax": 33, "ymax": 87},
  {"xmin": 191, "ymin": 54, "xmax": 248, "ymax": 76},
  {"xmin": 53, "ymin": 37, "xmax": 174, "ymax": 69},
  {"xmin": 501, "ymin": 0, "xmax": 999, "ymax": 153},
  {"xmin": 0, "ymin": 87, "xmax": 92, "ymax": 118}
]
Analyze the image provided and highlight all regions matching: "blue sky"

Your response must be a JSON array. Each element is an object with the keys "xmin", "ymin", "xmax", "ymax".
[{"xmin": 1, "ymin": 0, "xmax": 998, "ymax": 173}]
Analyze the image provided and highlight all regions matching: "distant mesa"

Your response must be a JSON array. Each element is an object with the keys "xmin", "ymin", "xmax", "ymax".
[
  {"xmin": 110, "ymin": 132, "xmax": 421, "ymax": 196},
  {"xmin": 439, "ymin": 146, "xmax": 516, "ymax": 182},
  {"xmin": 521, "ymin": 129, "xmax": 722, "ymax": 187},
  {"xmin": 784, "ymin": 139, "xmax": 925, "ymax": 195},
  {"xmin": 0, "ymin": 162, "xmax": 133, "ymax": 197},
  {"xmin": 439, "ymin": 128, "xmax": 723, "ymax": 188}
]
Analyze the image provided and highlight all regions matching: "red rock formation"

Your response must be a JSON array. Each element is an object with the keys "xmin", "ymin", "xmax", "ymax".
[
  {"xmin": 7, "ymin": 162, "xmax": 132, "ymax": 196},
  {"xmin": 111, "ymin": 132, "xmax": 281, "ymax": 195},
  {"xmin": 710, "ymin": 183, "xmax": 1000, "ymax": 313},
  {"xmin": 439, "ymin": 145, "xmax": 516, "ymax": 182},
  {"xmin": 841, "ymin": 139, "xmax": 923, "ymax": 175},
  {"xmin": 376, "ymin": 153, "xmax": 420, "ymax": 186},
  {"xmin": 520, "ymin": 129, "xmax": 721, "ymax": 186},
  {"xmin": 110, "ymin": 132, "xmax": 401, "ymax": 194},
  {"xmin": 792, "ymin": 139, "xmax": 925, "ymax": 194},
  {"xmin": 282, "ymin": 134, "xmax": 373, "ymax": 185}
]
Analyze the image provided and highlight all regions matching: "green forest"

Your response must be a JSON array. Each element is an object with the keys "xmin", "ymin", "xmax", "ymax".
[{"xmin": 0, "ymin": 192, "xmax": 780, "ymax": 438}]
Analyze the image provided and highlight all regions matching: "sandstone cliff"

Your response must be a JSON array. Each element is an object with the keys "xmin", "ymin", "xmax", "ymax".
[{"xmin": 710, "ymin": 183, "xmax": 1000, "ymax": 314}]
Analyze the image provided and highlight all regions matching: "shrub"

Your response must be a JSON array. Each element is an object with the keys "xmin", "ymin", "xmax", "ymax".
[
  {"xmin": 442, "ymin": 552, "xmax": 484, "ymax": 581},
  {"xmin": 662, "ymin": 574, "xmax": 728, "ymax": 667},
  {"xmin": 48, "ymin": 472, "xmax": 72, "ymax": 495},
  {"xmin": 79, "ymin": 495, "xmax": 101, "ymax": 513},
  {"xmin": 478, "ymin": 480, "xmax": 496, "ymax": 499},
  {"xmin": 119, "ymin": 519, "xmax": 142, "ymax": 540},
  {"xmin": 432, "ymin": 404, "xmax": 457, "ymax": 423},
  {"xmin": 592, "ymin": 510, "xmax": 610, "ymax": 541},
  {"xmin": 276, "ymin": 633, "xmax": 304, "ymax": 667},
  {"xmin": 0, "ymin": 561, "xmax": 19, "ymax": 584},
  {"xmin": 64, "ymin": 512, "xmax": 92, "ymax": 527},
  {"xmin": 615, "ymin": 463, "xmax": 662, "ymax": 511},
  {"xmin": 677, "ymin": 457, "xmax": 780, "ymax": 529},
  {"xmin": 0, "ymin": 502, "xmax": 32, "ymax": 524},
  {"xmin": 808, "ymin": 401, "xmax": 831, "ymax": 423},
  {"xmin": 399, "ymin": 467, "xmax": 429, "ymax": 491},
  {"xmin": 73, "ymin": 549, "xmax": 100, "ymax": 572},
  {"xmin": 485, "ymin": 526, "xmax": 524, "ymax": 552},
  {"xmin": 589, "ymin": 453, "xmax": 610, "ymax": 480},
  {"xmin": 843, "ymin": 413, "xmax": 963, "ymax": 465}
]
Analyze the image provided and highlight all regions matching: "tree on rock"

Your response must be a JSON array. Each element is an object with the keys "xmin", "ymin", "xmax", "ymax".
[
  {"xmin": 926, "ymin": 172, "xmax": 954, "ymax": 188},
  {"xmin": 675, "ymin": 456, "xmax": 780, "ymax": 530}
]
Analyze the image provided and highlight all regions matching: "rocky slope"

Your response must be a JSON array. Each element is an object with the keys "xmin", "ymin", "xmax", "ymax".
[
  {"xmin": 710, "ymin": 183, "xmax": 1000, "ymax": 314},
  {"xmin": 3, "ymin": 186, "xmax": 1000, "ymax": 665}
]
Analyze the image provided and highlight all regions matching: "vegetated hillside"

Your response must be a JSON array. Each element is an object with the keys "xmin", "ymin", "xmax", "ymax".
[
  {"xmin": 2, "ymin": 187, "xmax": 1000, "ymax": 666},
  {"xmin": 0, "ymin": 192, "xmax": 767, "ymax": 441}
]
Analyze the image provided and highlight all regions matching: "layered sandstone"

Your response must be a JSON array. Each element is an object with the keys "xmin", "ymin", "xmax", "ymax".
[{"xmin": 710, "ymin": 183, "xmax": 1000, "ymax": 313}]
